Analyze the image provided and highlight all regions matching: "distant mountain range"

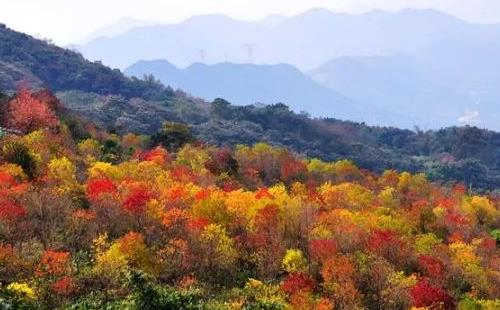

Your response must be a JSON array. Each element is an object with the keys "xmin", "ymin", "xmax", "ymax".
[
  {"xmin": 77, "ymin": 17, "xmax": 157, "ymax": 44},
  {"xmin": 77, "ymin": 8, "xmax": 500, "ymax": 130},
  {"xmin": 310, "ymin": 40, "xmax": 500, "ymax": 130},
  {"xmin": 77, "ymin": 8, "xmax": 500, "ymax": 70},
  {"xmin": 125, "ymin": 56, "xmax": 497, "ymax": 129},
  {"xmin": 125, "ymin": 60, "xmax": 403, "ymax": 126},
  {"xmin": 309, "ymin": 55, "xmax": 474, "ymax": 129}
]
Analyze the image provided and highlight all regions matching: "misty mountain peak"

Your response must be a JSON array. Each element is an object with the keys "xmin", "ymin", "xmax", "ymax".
[{"xmin": 179, "ymin": 14, "xmax": 254, "ymax": 28}]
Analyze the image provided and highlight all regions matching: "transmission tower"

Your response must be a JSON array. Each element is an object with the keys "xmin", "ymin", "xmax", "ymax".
[{"xmin": 242, "ymin": 43, "xmax": 256, "ymax": 63}]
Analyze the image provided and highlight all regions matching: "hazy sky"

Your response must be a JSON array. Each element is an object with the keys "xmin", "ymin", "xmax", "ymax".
[{"xmin": 1, "ymin": 0, "xmax": 500, "ymax": 44}]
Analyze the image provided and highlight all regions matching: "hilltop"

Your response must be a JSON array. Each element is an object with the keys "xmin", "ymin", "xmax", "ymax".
[{"xmin": 0, "ymin": 24, "xmax": 171, "ymax": 100}]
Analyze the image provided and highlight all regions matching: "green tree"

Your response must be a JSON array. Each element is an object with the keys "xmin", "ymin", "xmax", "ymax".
[
  {"xmin": 152, "ymin": 122, "xmax": 194, "ymax": 151},
  {"xmin": 210, "ymin": 98, "xmax": 233, "ymax": 119},
  {"xmin": 1, "ymin": 141, "xmax": 37, "ymax": 178}
]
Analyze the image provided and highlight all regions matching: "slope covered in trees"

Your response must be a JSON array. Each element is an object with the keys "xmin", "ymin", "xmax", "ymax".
[
  {"xmin": 59, "ymin": 91, "xmax": 500, "ymax": 191},
  {"xmin": 0, "ymin": 24, "xmax": 172, "ymax": 100},
  {"xmin": 1, "ymin": 24, "xmax": 499, "ymax": 191},
  {"xmin": 0, "ymin": 88, "xmax": 498, "ymax": 309}
]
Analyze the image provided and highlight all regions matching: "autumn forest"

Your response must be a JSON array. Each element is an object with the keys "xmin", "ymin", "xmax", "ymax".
[{"xmin": 0, "ymin": 87, "xmax": 498, "ymax": 309}]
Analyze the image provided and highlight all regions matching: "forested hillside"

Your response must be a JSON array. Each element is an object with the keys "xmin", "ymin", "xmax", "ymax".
[
  {"xmin": 0, "ymin": 24, "xmax": 500, "ymax": 191},
  {"xmin": 0, "ymin": 24, "xmax": 171, "ymax": 100},
  {"xmin": 59, "ymin": 92, "xmax": 500, "ymax": 191},
  {"xmin": 0, "ymin": 88, "xmax": 498, "ymax": 309}
]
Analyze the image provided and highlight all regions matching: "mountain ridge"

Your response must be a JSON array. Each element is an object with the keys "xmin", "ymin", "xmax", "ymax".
[
  {"xmin": 309, "ymin": 54, "xmax": 474, "ymax": 128},
  {"xmin": 0, "ymin": 23, "xmax": 173, "ymax": 101},
  {"xmin": 124, "ymin": 59, "xmax": 405, "ymax": 126},
  {"xmin": 77, "ymin": 8, "xmax": 500, "ymax": 70}
]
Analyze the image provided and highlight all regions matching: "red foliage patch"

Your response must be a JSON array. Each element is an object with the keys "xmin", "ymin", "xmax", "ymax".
[
  {"xmin": 222, "ymin": 181, "xmax": 240, "ymax": 192},
  {"xmin": 445, "ymin": 211, "xmax": 470, "ymax": 227},
  {"xmin": 281, "ymin": 272, "xmax": 315, "ymax": 295},
  {"xmin": 247, "ymin": 233, "xmax": 268, "ymax": 248},
  {"xmin": 37, "ymin": 250, "xmax": 70, "ymax": 277},
  {"xmin": 479, "ymin": 237, "xmax": 496, "ymax": 251},
  {"xmin": 51, "ymin": 276, "xmax": 74, "ymax": 296},
  {"xmin": 254, "ymin": 204, "xmax": 280, "ymax": 234},
  {"xmin": 138, "ymin": 147, "xmax": 169, "ymax": 165},
  {"xmin": 411, "ymin": 199, "xmax": 430, "ymax": 210},
  {"xmin": 186, "ymin": 217, "xmax": 210, "ymax": 234},
  {"xmin": 164, "ymin": 185, "xmax": 186, "ymax": 202},
  {"xmin": 321, "ymin": 255, "xmax": 356, "ymax": 284},
  {"xmin": 32, "ymin": 89, "xmax": 62, "ymax": 112},
  {"xmin": 367, "ymin": 230, "xmax": 397, "ymax": 250},
  {"xmin": 86, "ymin": 178, "xmax": 117, "ymax": 200},
  {"xmin": 0, "ymin": 199, "xmax": 27, "ymax": 221},
  {"xmin": 309, "ymin": 239, "xmax": 337, "ymax": 262},
  {"xmin": 123, "ymin": 188, "xmax": 151, "ymax": 214},
  {"xmin": 367, "ymin": 229, "xmax": 408, "ymax": 266},
  {"xmin": 4, "ymin": 87, "xmax": 59, "ymax": 133},
  {"xmin": 195, "ymin": 188, "xmax": 211, "ymax": 201},
  {"xmin": 410, "ymin": 279, "xmax": 455, "ymax": 310},
  {"xmin": 447, "ymin": 232, "xmax": 464, "ymax": 243},
  {"xmin": 436, "ymin": 198, "xmax": 456, "ymax": 209},
  {"xmin": 417, "ymin": 255, "xmax": 445, "ymax": 279},
  {"xmin": 0, "ymin": 172, "xmax": 16, "ymax": 189},
  {"xmin": 452, "ymin": 184, "xmax": 467, "ymax": 196},
  {"xmin": 255, "ymin": 187, "xmax": 273, "ymax": 200},
  {"xmin": 280, "ymin": 157, "xmax": 307, "ymax": 183}
]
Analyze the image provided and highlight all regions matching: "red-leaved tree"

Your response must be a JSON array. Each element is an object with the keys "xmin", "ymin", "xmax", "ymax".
[
  {"xmin": 4, "ymin": 87, "xmax": 58, "ymax": 133},
  {"xmin": 281, "ymin": 272, "xmax": 315, "ymax": 295},
  {"xmin": 410, "ymin": 279, "xmax": 455, "ymax": 310},
  {"xmin": 86, "ymin": 178, "xmax": 118, "ymax": 201},
  {"xmin": 123, "ymin": 188, "xmax": 151, "ymax": 214}
]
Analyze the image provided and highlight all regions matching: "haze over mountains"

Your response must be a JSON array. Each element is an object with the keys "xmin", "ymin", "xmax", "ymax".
[
  {"xmin": 309, "ymin": 55, "xmax": 475, "ymax": 128},
  {"xmin": 76, "ymin": 8, "xmax": 500, "ymax": 130},
  {"xmin": 78, "ymin": 17, "xmax": 157, "ymax": 44},
  {"xmin": 78, "ymin": 8, "xmax": 500, "ymax": 70},
  {"xmin": 125, "ymin": 60, "xmax": 403, "ymax": 126}
]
